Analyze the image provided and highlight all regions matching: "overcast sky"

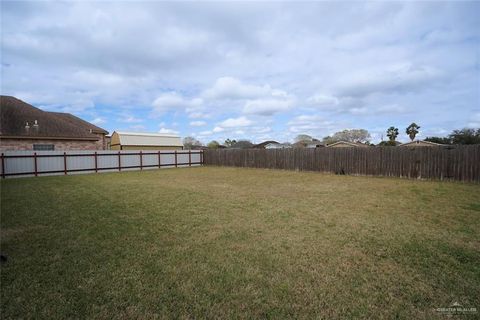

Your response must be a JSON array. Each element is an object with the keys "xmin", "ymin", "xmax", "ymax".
[{"xmin": 1, "ymin": 1, "xmax": 479, "ymax": 143}]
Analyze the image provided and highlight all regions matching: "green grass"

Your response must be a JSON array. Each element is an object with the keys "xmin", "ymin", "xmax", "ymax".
[{"xmin": 1, "ymin": 167, "xmax": 479, "ymax": 319}]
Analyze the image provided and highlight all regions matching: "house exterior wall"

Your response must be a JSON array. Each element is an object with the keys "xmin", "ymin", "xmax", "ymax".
[
  {"xmin": 0, "ymin": 138, "xmax": 103, "ymax": 151},
  {"xmin": 94, "ymin": 133, "xmax": 107, "ymax": 150}
]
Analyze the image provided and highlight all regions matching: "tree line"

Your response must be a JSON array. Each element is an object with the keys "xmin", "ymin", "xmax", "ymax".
[{"xmin": 183, "ymin": 124, "xmax": 480, "ymax": 149}]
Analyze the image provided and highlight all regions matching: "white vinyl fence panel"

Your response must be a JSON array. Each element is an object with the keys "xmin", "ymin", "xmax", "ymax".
[{"xmin": 0, "ymin": 150, "xmax": 203, "ymax": 178}]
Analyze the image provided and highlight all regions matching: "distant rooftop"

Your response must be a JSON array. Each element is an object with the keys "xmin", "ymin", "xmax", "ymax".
[{"xmin": 114, "ymin": 131, "xmax": 179, "ymax": 138}]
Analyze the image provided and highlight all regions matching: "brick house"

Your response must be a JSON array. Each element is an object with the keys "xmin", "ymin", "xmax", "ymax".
[{"xmin": 0, "ymin": 96, "xmax": 108, "ymax": 151}]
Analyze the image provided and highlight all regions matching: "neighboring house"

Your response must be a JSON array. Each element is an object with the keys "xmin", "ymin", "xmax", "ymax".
[
  {"xmin": 327, "ymin": 141, "xmax": 369, "ymax": 148},
  {"xmin": 398, "ymin": 140, "xmax": 443, "ymax": 147},
  {"xmin": 229, "ymin": 140, "xmax": 254, "ymax": 149},
  {"xmin": 253, "ymin": 140, "xmax": 279, "ymax": 149},
  {"xmin": 0, "ymin": 96, "xmax": 108, "ymax": 151},
  {"xmin": 110, "ymin": 131, "xmax": 183, "ymax": 150},
  {"xmin": 305, "ymin": 142, "xmax": 325, "ymax": 148},
  {"xmin": 293, "ymin": 139, "xmax": 324, "ymax": 148},
  {"xmin": 265, "ymin": 142, "xmax": 292, "ymax": 149}
]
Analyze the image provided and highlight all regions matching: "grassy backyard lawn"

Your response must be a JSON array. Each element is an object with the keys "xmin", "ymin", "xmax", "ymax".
[{"xmin": 1, "ymin": 167, "xmax": 479, "ymax": 319}]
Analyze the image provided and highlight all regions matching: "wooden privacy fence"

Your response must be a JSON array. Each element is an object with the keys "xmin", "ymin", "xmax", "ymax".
[
  {"xmin": 0, "ymin": 150, "xmax": 203, "ymax": 178},
  {"xmin": 204, "ymin": 145, "xmax": 480, "ymax": 183}
]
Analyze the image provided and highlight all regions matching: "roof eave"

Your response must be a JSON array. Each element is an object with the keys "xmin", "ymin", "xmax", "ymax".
[{"xmin": 0, "ymin": 135, "xmax": 100, "ymax": 141}]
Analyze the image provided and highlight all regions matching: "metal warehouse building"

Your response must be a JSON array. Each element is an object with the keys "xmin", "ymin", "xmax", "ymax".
[{"xmin": 110, "ymin": 131, "xmax": 183, "ymax": 150}]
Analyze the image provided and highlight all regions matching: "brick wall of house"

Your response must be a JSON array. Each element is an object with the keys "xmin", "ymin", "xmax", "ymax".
[
  {"xmin": 93, "ymin": 133, "xmax": 106, "ymax": 150},
  {"xmin": 0, "ymin": 138, "xmax": 104, "ymax": 151}
]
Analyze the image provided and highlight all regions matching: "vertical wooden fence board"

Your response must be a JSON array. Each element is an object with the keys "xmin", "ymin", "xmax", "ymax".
[{"xmin": 204, "ymin": 146, "xmax": 480, "ymax": 183}]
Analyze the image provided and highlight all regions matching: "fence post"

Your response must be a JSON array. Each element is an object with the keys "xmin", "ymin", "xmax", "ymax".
[
  {"xmin": 1, "ymin": 153, "xmax": 5, "ymax": 179},
  {"xmin": 139, "ymin": 150, "xmax": 143, "ymax": 170},
  {"xmin": 189, "ymin": 150, "xmax": 192, "ymax": 166},
  {"xmin": 201, "ymin": 151, "xmax": 204, "ymax": 165},
  {"xmin": 158, "ymin": 151, "xmax": 161, "ymax": 168},
  {"xmin": 174, "ymin": 150, "xmax": 177, "ymax": 167},
  {"xmin": 34, "ymin": 152, "xmax": 38, "ymax": 177},
  {"xmin": 64, "ymin": 152, "xmax": 67, "ymax": 175},
  {"xmin": 94, "ymin": 151, "xmax": 98, "ymax": 173},
  {"xmin": 118, "ymin": 151, "xmax": 121, "ymax": 172}
]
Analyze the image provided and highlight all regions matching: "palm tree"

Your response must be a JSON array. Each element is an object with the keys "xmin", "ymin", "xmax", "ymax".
[
  {"xmin": 224, "ymin": 139, "xmax": 237, "ymax": 147},
  {"xmin": 386, "ymin": 126, "xmax": 399, "ymax": 142},
  {"xmin": 406, "ymin": 123, "xmax": 420, "ymax": 141}
]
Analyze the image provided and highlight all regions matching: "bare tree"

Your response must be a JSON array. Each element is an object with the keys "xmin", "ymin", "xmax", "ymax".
[
  {"xmin": 323, "ymin": 129, "xmax": 371, "ymax": 144},
  {"xmin": 183, "ymin": 136, "xmax": 203, "ymax": 149},
  {"xmin": 294, "ymin": 134, "xmax": 313, "ymax": 143}
]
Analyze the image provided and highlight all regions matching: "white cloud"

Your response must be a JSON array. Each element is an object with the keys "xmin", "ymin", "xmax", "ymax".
[
  {"xmin": 158, "ymin": 127, "xmax": 179, "ymax": 134},
  {"xmin": 128, "ymin": 124, "xmax": 146, "ymax": 131},
  {"xmin": 203, "ymin": 77, "xmax": 271, "ymax": 100},
  {"xmin": 287, "ymin": 115, "xmax": 336, "ymax": 135},
  {"xmin": 289, "ymin": 115, "xmax": 326, "ymax": 124},
  {"xmin": 38, "ymin": 98, "xmax": 95, "ymax": 114},
  {"xmin": 336, "ymin": 63, "xmax": 443, "ymax": 98},
  {"xmin": 375, "ymin": 104, "xmax": 407, "ymax": 114},
  {"xmin": 349, "ymin": 107, "xmax": 369, "ymax": 115},
  {"xmin": 1, "ymin": 1, "xmax": 477, "ymax": 138},
  {"xmin": 187, "ymin": 108, "xmax": 212, "ymax": 119},
  {"xmin": 255, "ymin": 127, "xmax": 271, "ymax": 134},
  {"xmin": 90, "ymin": 117, "xmax": 106, "ymax": 125},
  {"xmin": 243, "ymin": 97, "xmax": 293, "ymax": 116},
  {"xmin": 152, "ymin": 92, "xmax": 202, "ymax": 114},
  {"xmin": 467, "ymin": 112, "xmax": 480, "ymax": 128},
  {"xmin": 188, "ymin": 112, "xmax": 210, "ymax": 119},
  {"xmin": 307, "ymin": 94, "xmax": 339, "ymax": 107},
  {"xmin": 218, "ymin": 116, "xmax": 252, "ymax": 128},
  {"xmin": 202, "ymin": 77, "xmax": 295, "ymax": 116},
  {"xmin": 194, "ymin": 116, "xmax": 255, "ymax": 141},
  {"xmin": 190, "ymin": 120, "xmax": 207, "ymax": 127},
  {"xmin": 119, "ymin": 115, "xmax": 143, "ymax": 123}
]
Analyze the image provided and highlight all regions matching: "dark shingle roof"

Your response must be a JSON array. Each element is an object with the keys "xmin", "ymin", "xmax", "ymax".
[
  {"xmin": 49, "ymin": 112, "xmax": 108, "ymax": 134},
  {"xmin": 0, "ymin": 96, "xmax": 108, "ymax": 140}
]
